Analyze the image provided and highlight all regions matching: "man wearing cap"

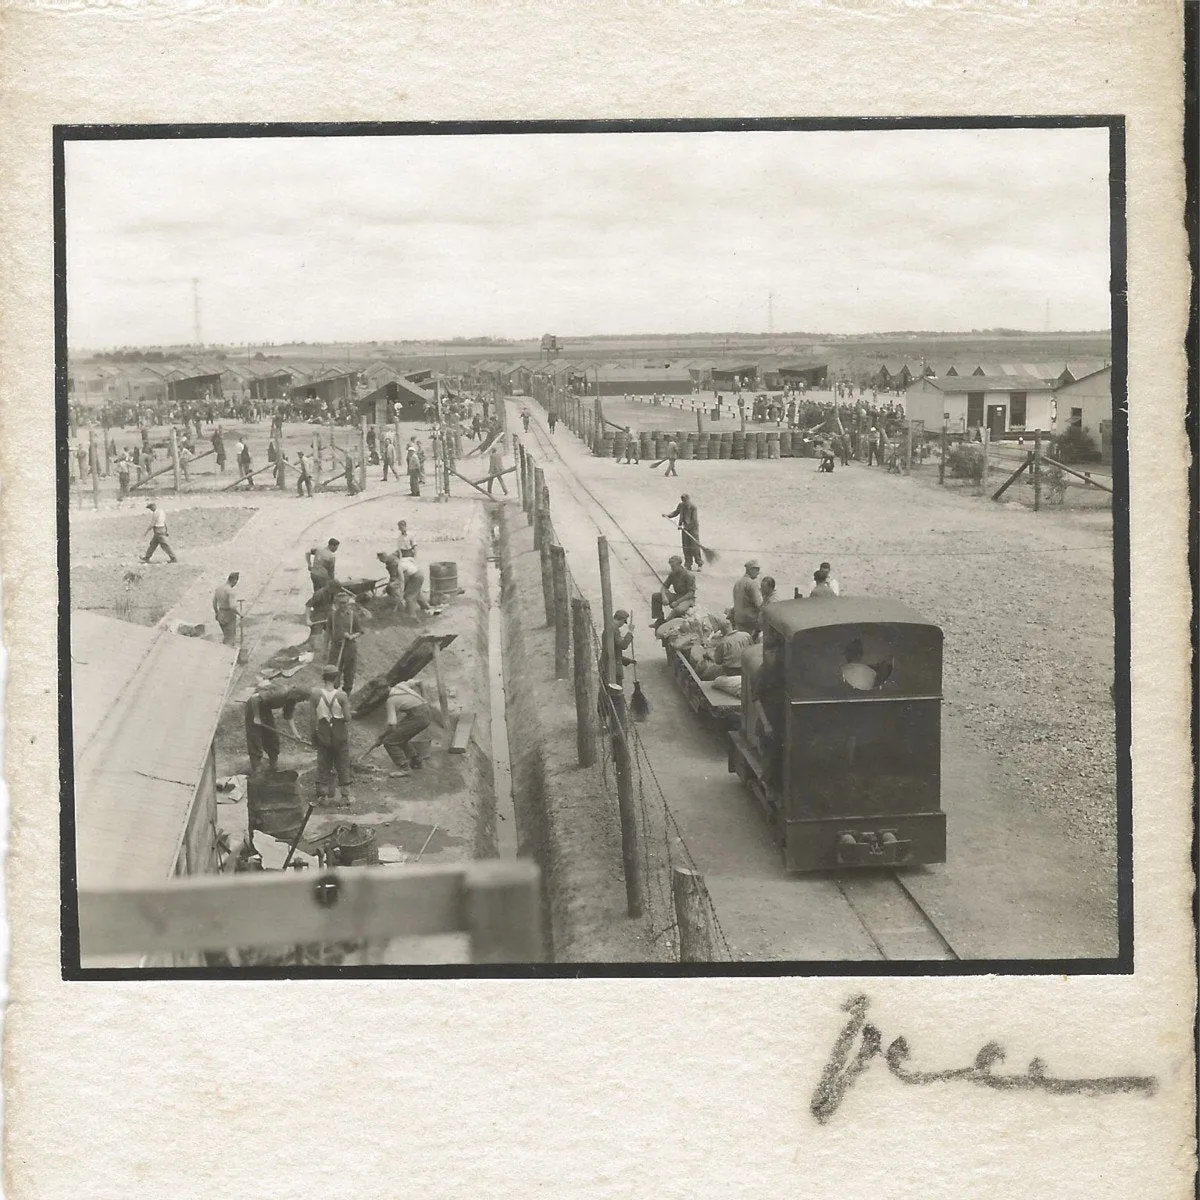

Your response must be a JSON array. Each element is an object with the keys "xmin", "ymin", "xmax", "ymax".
[
  {"xmin": 212, "ymin": 571, "xmax": 240, "ymax": 645},
  {"xmin": 306, "ymin": 538, "xmax": 339, "ymax": 596},
  {"xmin": 733, "ymin": 560, "xmax": 764, "ymax": 635},
  {"xmin": 653, "ymin": 555, "xmax": 696, "ymax": 627},
  {"xmin": 599, "ymin": 609, "xmax": 636, "ymax": 685},
  {"xmin": 311, "ymin": 664, "xmax": 353, "ymax": 807},
  {"xmin": 141, "ymin": 501, "xmax": 178, "ymax": 563},
  {"xmin": 663, "ymin": 493, "xmax": 702, "ymax": 571},
  {"xmin": 328, "ymin": 590, "xmax": 366, "ymax": 696}
]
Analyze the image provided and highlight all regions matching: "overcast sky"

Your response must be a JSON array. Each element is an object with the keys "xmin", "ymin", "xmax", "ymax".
[{"xmin": 65, "ymin": 127, "xmax": 1111, "ymax": 348}]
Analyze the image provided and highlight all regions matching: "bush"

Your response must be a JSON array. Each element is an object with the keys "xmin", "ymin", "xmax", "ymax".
[
  {"xmin": 1040, "ymin": 462, "xmax": 1067, "ymax": 505},
  {"xmin": 1054, "ymin": 424, "xmax": 1099, "ymax": 464},
  {"xmin": 946, "ymin": 443, "xmax": 985, "ymax": 481}
]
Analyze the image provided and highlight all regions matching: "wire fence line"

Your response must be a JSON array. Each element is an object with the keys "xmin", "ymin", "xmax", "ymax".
[{"xmin": 516, "ymin": 419, "xmax": 735, "ymax": 963}]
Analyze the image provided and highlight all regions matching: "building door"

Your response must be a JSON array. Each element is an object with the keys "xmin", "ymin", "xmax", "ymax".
[{"xmin": 986, "ymin": 404, "xmax": 1006, "ymax": 439}]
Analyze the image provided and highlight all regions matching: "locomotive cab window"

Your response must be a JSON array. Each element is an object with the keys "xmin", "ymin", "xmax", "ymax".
[{"xmin": 841, "ymin": 636, "xmax": 894, "ymax": 692}]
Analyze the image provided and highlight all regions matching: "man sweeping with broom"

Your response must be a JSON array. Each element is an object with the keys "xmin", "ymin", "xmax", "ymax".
[{"xmin": 662, "ymin": 493, "xmax": 717, "ymax": 572}]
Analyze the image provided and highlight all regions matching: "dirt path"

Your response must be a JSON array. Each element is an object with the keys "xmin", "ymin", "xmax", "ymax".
[{"xmin": 510, "ymin": 398, "xmax": 1118, "ymax": 961}]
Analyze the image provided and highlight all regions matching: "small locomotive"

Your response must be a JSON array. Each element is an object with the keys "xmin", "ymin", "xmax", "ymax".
[{"xmin": 726, "ymin": 597, "xmax": 947, "ymax": 873}]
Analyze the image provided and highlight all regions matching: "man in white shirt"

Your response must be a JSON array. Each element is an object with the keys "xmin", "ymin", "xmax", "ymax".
[
  {"xmin": 396, "ymin": 520, "xmax": 416, "ymax": 558},
  {"xmin": 399, "ymin": 557, "xmax": 432, "ymax": 620},
  {"xmin": 141, "ymin": 501, "xmax": 178, "ymax": 563},
  {"xmin": 808, "ymin": 562, "xmax": 841, "ymax": 597},
  {"xmin": 379, "ymin": 680, "xmax": 434, "ymax": 773}
]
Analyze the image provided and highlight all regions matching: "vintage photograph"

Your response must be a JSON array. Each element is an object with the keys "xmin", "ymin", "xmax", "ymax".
[{"xmin": 60, "ymin": 124, "xmax": 1124, "ymax": 970}]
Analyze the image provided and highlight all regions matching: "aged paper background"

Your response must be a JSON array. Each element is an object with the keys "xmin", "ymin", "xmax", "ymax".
[{"xmin": 0, "ymin": 3, "xmax": 1192, "ymax": 1197}]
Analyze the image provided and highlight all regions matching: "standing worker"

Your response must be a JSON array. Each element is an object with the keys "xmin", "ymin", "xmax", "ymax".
[
  {"xmin": 622, "ymin": 426, "xmax": 639, "ymax": 465},
  {"xmin": 664, "ymin": 437, "xmax": 679, "ymax": 477},
  {"xmin": 487, "ymin": 439, "xmax": 508, "ymax": 495},
  {"xmin": 733, "ymin": 560, "xmax": 764, "ymax": 636},
  {"xmin": 598, "ymin": 609, "xmax": 635, "ymax": 685},
  {"xmin": 547, "ymin": 409, "xmax": 558, "ymax": 435},
  {"xmin": 396, "ymin": 520, "xmax": 416, "ymax": 558},
  {"xmin": 212, "ymin": 571, "xmax": 240, "ymax": 646},
  {"xmin": 663, "ymin": 493, "xmax": 702, "ymax": 571},
  {"xmin": 295, "ymin": 449, "xmax": 314, "ymax": 498},
  {"xmin": 327, "ymin": 589, "xmax": 366, "ymax": 695},
  {"xmin": 236, "ymin": 436, "xmax": 254, "ymax": 487},
  {"xmin": 141, "ymin": 501, "xmax": 178, "ymax": 563},
  {"xmin": 311, "ymin": 665, "xmax": 353, "ymax": 807},
  {"xmin": 381, "ymin": 433, "xmax": 396, "ymax": 482},
  {"xmin": 343, "ymin": 451, "xmax": 360, "ymax": 495},
  {"xmin": 406, "ymin": 440, "xmax": 422, "ymax": 497},
  {"xmin": 306, "ymin": 538, "xmax": 339, "ymax": 596}
]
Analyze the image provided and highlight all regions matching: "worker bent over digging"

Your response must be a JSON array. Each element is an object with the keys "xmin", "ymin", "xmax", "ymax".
[
  {"xmin": 380, "ymin": 681, "xmax": 432, "ymax": 774},
  {"xmin": 244, "ymin": 684, "xmax": 309, "ymax": 776},
  {"xmin": 312, "ymin": 665, "xmax": 353, "ymax": 806}
]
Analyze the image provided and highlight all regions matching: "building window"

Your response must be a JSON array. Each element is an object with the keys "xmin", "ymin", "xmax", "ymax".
[
  {"xmin": 966, "ymin": 393, "xmax": 985, "ymax": 426},
  {"xmin": 1009, "ymin": 393, "xmax": 1027, "ymax": 426}
]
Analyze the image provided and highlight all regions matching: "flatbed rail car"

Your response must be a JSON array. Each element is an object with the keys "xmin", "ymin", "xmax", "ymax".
[
  {"xmin": 663, "ymin": 642, "xmax": 741, "ymax": 730},
  {"xmin": 727, "ymin": 597, "xmax": 947, "ymax": 873}
]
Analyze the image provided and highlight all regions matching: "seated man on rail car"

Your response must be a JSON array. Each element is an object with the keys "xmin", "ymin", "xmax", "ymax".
[
  {"xmin": 711, "ymin": 616, "xmax": 754, "ymax": 676},
  {"xmin": 651, "ymin": 556, "xmax": 696, "ymax": 628}
]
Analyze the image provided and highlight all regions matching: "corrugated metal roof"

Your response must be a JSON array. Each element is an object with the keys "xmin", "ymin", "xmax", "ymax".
[
  {"xmin": 72, "ymin": 611, "xmax": 238, "ymax": 891},
  {"xmin": 1056, "ymin": 363, "xmax": 1110, "ymax": 390},
  {"xmin": 914, "ymin": 374, "xmax": 1052, "ymax": 393},
  {"xmin": 595, "ymin": 365, "xmax": 693, "ymax": 382},
  {"xmin": 1062, "ymin": 359, "xmax": 1109, "ymax": 382}
]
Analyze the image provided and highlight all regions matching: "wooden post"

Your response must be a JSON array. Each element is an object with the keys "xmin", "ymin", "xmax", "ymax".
[
  {"xmin": 571, "ymin": 597, "xmax": 597, "ymax": 767},
  {"xmin": 696, "ymin": 407, "xmax": 704, "ymax": 434},
  {"xmin": 551, "ymin": 544, "xmax": 570, "ymax": 680},
  {"xmin": 101, "ymin": 421, "xmax": 111, "ymax": 476},
  {"xmin": 431, "ymin": 641, "xmax": 451, "ymax": 729},
  {"xmin": 532, "ymin": 467, "xmax": 546, "ymax": 541},
  {"xmin": 905, "ymin": 420, "xmax": 914, "ymax": 474},
  {"xmin": 598, "ymin": 536, "xmax": 616, "ymax": 687},
  {"xmin": 170, "ymin": 427, "xmax": 181, "ymax": 493},
  {"xmin": 981, "ymin": 427, "xmax": 991, "ymax": 493},
  {"xmin": 358, "ymin": 417, "xmax": 368, "ymax": 492},
  {"xmin": 1033, "ymin": 429, "xmax": 1042, "ymax": 511},
  {"xmin": 88, "ymin": 429, "xmax": 100, "ymax": 510},
  {"xmin": 672, "ymin": 866, "xmax": 711, "ymax": 962},
  {"xmin": 539, "ymin": 540, "xmax": 555, "ymax": 627},
  {"xmin": 275, "ymin": 435, "xmax": 286, "ymax": 489},
  {"xmin": 938, "ymin": 422, "xmax": 948, "ymax": 485},
  {"xmin": 314, "ymin": 430, "xmax": 323, "ymax": 490},
  {"xmin": 608, "ymin": 685, "xmax": 644, "ymax": 919}
]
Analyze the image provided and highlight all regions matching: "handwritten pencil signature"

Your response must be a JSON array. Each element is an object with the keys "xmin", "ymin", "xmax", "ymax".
[{"xmin": 811, "ymin": 995, "xmax": 1158, "ymax": 1124}]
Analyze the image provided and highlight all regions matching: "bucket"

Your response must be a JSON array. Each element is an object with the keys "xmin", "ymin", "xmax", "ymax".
[
  {"xmin": 429, "ymin": 561, "xmax": 458, "ymax": 605},
  {"xmin": 329, "ymin": 822, "xmax": 379, "ymax": 867}
]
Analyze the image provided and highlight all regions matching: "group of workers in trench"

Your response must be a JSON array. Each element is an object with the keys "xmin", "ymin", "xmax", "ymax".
[{"xmin": 240, "ymin": 519, "xmax": 445, "ymax": 809}]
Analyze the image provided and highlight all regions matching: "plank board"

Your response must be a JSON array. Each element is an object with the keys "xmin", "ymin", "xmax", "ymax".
[{"xmin": 449, "ymin": 711, "xmax": 475, "ymax": 754}]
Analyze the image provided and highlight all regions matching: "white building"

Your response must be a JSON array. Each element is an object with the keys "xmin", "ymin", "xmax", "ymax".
[
  {"xmin": 904, "ymin": 373, "xmax": 1057, "ymax": 437},
  {"xmin": 1053, "ymin": 364, "xmax": 1112, "ymax": 443}
]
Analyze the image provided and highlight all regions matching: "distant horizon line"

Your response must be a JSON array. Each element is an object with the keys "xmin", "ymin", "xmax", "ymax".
[{"xmin": 71, "ymin": 328, "xmax": 1113, "ymax": 355}]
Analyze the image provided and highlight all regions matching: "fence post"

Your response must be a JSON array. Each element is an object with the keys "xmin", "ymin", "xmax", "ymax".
[
  {"xmin": 597, "ymin": 536, "xmax": 617, "ymax": 687},
  {"xmin": 89, "ymin": 428, "xmax": 100, "ymax": 510},
  {"xmin": 551, "ymin": 544, "xmax": 571, "ymax": 680},
  {"xmin": 695, "ymin": 407, "xmax": 704, "ymax": 434},
  {"xmin": 672, "ymin": 866, "xmax": 712, "ymax": 962},
  {"xmin": 539, "ymin": 539, "xmax": 555, "ymax": 627},
  {"xmin": 981, "ymin": 427, "xmax": 991, "ymax": 493},
  {"xmin": 358, "ymin": 418, "xmax": 368, "ymax": 492},
  {"xmin": 314, "ymin": 430, "xmax": 323, "ymax": 490},
  {"xmin": 571, "ymin": 597, "xmax": 598, "ymax": 767},
  {"xmin": 938, "ymin": 422, "xmax": 948, "ymax": 485},
  {"xmin": 905, "ymin": 420, "xmax": 914, "ymax": 474},
  {"xmin": 608, "ymin": 685, "xmax": 644, "ymax": 919},
  {"xmin": 1033, "ymin": 429, "xmax": 1042, "ymax": 512},
  {"xmin": 531, "ymin": 465, "xmax": 544, "ymax": 533},
  {"xmin": 170, "ymin": 427, "xmax": 181, "ymax": 494}
]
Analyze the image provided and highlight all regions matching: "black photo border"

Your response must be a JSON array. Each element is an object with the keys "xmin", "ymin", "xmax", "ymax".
[{"xmin": 55, "ymin": 115, "xmax": 1133, "ymax": 980}]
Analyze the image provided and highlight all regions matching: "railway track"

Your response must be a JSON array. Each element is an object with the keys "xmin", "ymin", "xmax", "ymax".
[{"xmin": 516, "ymin": 402, "xmax": 961, "ymax": 963}]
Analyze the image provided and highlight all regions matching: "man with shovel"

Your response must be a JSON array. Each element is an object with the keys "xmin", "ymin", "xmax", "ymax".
[
  {"xmin": 360, "ymin": 680, "xmax": 435, "ymax": 777},
  {"xmin": 244, "ymin": 683, "xmax": 311, "ymax": 776}
]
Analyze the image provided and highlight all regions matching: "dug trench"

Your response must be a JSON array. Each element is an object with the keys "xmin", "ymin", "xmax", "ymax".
[
  {"xmin": 211, "ymin": 500, "xmax": 500, "ymax": 902},
  {"xmin": 495, "ymin": 504, "xmax": 670, "ymax": 963}
]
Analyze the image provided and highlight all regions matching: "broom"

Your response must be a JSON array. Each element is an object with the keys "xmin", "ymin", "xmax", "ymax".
[
  {"xmin": 628, "ymin": 617, "xmax": 650, "ymax": 722},
  {"xmin": 675, "ymin": 522, "xmax": 721, "ymax": 566}
]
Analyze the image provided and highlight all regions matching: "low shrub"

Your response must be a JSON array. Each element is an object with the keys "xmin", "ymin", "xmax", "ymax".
[
  {"xmin": 1053, "ymin": 424, "xmax": 1100, "ymax": 464},
  {"xmin": 946, "ymin": 443, "xmax": 985, "ymax": 482}
]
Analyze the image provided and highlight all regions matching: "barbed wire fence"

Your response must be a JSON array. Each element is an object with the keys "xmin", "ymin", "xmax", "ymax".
[{"xmin": 517, "ymin": 419, "xmax": 735, "ymax": 963}]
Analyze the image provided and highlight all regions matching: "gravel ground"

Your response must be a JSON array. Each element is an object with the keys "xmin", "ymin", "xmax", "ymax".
[
  {"xmin": 69, "ymin": 505, "xmax": 258, "ymax": 562},
  {"xmin": 69, "ymin": 562, "xmax": 205, "ymax": 626}
]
